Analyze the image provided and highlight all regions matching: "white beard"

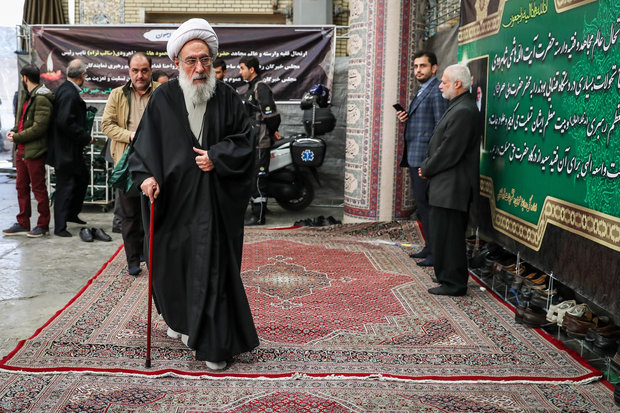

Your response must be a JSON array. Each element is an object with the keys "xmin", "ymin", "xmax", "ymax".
[{"xmin": 178, "ymin": 66, "xmax": 216, "ymax": 106}]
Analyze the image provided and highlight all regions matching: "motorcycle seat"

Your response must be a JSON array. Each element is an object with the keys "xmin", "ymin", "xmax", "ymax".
[{"xmin": 272, "ymin": 137, "xmax": 294, "ymax": 149}]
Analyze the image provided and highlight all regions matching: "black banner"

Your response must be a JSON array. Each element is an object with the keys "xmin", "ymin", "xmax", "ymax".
[{"xmin": 31, "ymin": 25, "xmax": 335, "ymax": 101}]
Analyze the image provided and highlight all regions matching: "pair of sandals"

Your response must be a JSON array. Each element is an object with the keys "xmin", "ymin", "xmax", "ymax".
[{"xmin": 546, "ymin": 300, "xmax": 580, "ymax": 325}]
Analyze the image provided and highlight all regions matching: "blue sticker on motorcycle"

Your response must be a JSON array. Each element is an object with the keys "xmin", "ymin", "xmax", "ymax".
[{"xmin": 301, "ymin": 149, "xmax": 315, "ymax": 162}]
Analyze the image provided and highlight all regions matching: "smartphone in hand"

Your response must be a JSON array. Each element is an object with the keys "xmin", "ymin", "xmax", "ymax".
[{"xmin": 393, "ymin": 103, "xmax": 405, "ymax": 112}]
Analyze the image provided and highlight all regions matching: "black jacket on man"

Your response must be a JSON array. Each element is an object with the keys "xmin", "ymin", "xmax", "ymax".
[
  {"xmin": 48, "ymin": 80, "xmax": 91, "ymax": 171},
  {"xmin": 420, "ymin": 91, "xmax": 480, "ymax": 293},
  {"xmin": 48, "ymin": 80, "xmax": 91, "ymax": 234},
  {"xmin": 420, "ymin": 91, "xmax": 480, "ymax": 212}
]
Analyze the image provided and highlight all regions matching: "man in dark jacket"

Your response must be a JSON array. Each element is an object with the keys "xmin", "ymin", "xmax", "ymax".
[
  {"xmin": 3, "ymin": 65, "xmax": 54, "ymax": 237},
  {"xmin": 419, "ymin": 64, "xmax": 481, "ymax": 296},
  {"xmin": 239, "ymin": 56, "xmax": 281, "ymax": 225},
  {"xmin": 48, "ymin": 59, "xmax": 92, "ymax": 237}
]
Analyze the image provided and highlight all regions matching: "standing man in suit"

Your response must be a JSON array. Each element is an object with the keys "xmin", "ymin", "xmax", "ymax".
[
  {"xmin": 48, "ymin": 59, "xmax": 92, "ymax": 237},
  {"xmin": 397, "ymin": 51, "xmax": 448, "ymax": 267},
  {"xmin": 419, "ymin": 64, "xmax": 481, "ymax": 296}
]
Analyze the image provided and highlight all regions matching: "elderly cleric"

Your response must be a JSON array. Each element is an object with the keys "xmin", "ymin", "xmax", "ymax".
[{"xmin": 128, "ymin": 18, "xmax": 259, "ymax": 370}]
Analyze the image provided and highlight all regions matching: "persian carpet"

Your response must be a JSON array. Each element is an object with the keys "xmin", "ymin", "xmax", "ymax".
[
  {"xmin": 0, "ymin": 222, "xmax": 615, "ymax": 412},
  {"xmin": 0, "ymin": 222, "xmax": 602, "ymax": 382},
  {"xmin": 0, "ymin": 371, "xmax": 615, "ymax": 412}
]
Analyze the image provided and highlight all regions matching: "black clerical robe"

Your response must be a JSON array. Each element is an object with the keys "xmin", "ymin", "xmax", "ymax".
[{"xmin": 128, "ymin": 79, "xmax": 259, "ymax": 362}]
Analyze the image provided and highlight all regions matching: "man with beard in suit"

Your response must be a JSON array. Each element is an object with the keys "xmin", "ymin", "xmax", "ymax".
[{"xmin": 397, "ymin": 51, "xmax": 448, "ymax": 267}]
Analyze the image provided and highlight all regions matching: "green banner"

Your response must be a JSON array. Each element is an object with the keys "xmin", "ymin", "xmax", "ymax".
[{"xmin": 459, "ymin": 0, "xmax": 620, "ymax": 250}]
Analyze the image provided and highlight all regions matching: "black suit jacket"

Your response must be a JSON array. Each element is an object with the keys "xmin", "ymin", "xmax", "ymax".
[
  {"xmin": 420, "ymin": 91, "xmax": 480, "ymax": 213},
  {"xmin": 48, "ymin": 80, "xmax": 91, "ymax": 171}
]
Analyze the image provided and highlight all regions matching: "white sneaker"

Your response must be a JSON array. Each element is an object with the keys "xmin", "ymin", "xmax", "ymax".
[
  {"xmin": 166, "ymin": 327, "xmax": 182, "ymax": 339},
  {"xmin": 205, "ymin": 360, "xmax": 226, "ymax": 370},
  {"xmin": 181, "ymin": 334, "xmax": 189, "ymax": 347}
]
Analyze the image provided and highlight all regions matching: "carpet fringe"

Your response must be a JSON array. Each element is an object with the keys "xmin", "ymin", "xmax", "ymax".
[{"xmin": 0, "ymin": 367, "xmax": 603, "ymax": 385}]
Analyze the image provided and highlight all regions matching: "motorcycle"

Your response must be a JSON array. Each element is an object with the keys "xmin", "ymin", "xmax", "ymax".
[{"xmin": 262, "ymin": 84, "xmax": 336, "ymax": 211}]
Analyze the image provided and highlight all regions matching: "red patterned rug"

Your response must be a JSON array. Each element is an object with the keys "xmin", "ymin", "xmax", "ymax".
[
  {"xmin": 0, "ymin": 222, "xmax": 614, "ymax": 411},
  {"xmin": 0, "ymin": 371, "xmax": 614, "ymax": 412}
]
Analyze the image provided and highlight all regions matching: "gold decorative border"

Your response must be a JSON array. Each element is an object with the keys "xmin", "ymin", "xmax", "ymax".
[
  {"xmin": 458, "ymin": 0, "xmax": 507, "ymax": 45},
  {"xmin": 554, "ymin": 0, "xmax": 597, "ymax": 13},
  {"xmin": 480, "ymin": 175, "xmax": 620, "ymax": 252}
]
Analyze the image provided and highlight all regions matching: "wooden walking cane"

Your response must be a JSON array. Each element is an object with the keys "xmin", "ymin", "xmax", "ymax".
[{"xmin": 145, "ymin": 200, "xmax": 155, "ymax": 368}]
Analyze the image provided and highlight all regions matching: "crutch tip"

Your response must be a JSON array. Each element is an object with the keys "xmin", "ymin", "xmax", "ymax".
[{"xmin": 145, "ymin": 359, "xmax": 151, "ymax": 368}]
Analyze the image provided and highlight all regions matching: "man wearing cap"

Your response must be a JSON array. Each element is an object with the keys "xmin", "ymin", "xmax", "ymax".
[{"xmin": 129, "ymin": 18, "xmax": 258, "ymax": 370}]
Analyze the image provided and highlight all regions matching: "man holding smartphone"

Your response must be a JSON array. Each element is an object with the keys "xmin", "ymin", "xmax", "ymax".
[{"xmin": 396, "ymin": 50, "xmax": 448, "ymax": 267}]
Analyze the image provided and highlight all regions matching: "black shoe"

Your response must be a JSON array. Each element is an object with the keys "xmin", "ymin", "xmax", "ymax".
[
  {"xmin": 68, "ymin": 216, "xmax": 87, "ymax": 225},
  {"xmin": 417, "ymin": 257, "xmax": 434, "ymax": 267},
  {"xmin": 91, "ymin": 228, "xmax": 112, "ymax": 242},
  {"xmin": 54, "ymin": 230, "xmax": 72, "ymax": 237},
  {"xmin": 112, "ymin": 226, "xmax": 122, "ymax": 234},
  {"xmin": 128, "ymin": 266, "xmax": 141, "ymax": 276},
  {"xmin": 79, "ymin": 227, "xmax": 93, "ymax": 242},
  {"xmin": 410, "ymin": 248, "xmax": 430, "ymax": 259},
  {"xmin": 428, "ymin": 285, "xmax": 467, "ymax": 296},
  {"xmin": 244, "ymin": 215, "xmax": 265, "ymax": 226}
]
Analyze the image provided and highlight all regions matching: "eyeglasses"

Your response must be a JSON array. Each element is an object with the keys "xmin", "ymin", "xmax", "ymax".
[{"xmin": 181, "ymin": 56, "xmax": 213, "ymax": 68}]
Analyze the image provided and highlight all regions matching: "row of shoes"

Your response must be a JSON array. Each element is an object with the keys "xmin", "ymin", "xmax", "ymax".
[
  {"xmin": 552, "ymin": 301, "xmax": 620, "ymax": 351},
  {"xmin": 294, "ymin": 215, "xmax": 341, "ymax": 227},
  {"xmin": 467, "ymin": 240, "xmax": 513, "ymax": 278},
  {"xmin": 516, "ymin": 298, "xmax": 620, "ymax": 352}
]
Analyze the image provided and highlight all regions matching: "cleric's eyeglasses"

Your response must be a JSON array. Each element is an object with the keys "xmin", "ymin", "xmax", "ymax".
[{"xmin": 181, "ymin": 56, "xmax": 213, "ymax": 68}]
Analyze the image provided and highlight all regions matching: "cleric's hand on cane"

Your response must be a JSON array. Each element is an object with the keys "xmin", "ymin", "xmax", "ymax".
[{"xmin": 141, "ymin": 176, "xmax": 160, "ymax": 204}]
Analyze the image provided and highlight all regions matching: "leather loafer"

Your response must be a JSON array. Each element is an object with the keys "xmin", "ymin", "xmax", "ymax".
[
  {"xmin": 428, "ymin": 285, "xmax": 467, "ymax": 296},
  {"xmin": 91, "ymin": 228, "xmax": 112, "ymax": 242},
  {"xmin": 409, "ymin": 248, "xmax": 429, "ymax": 259},
  {"xmin": 68, "ymin": 216, "xmax": 87, "ymax": 225},
  {"xmin": 517, "ymin": 305, "xmax": 553, "ymax": 328},
  {"xmin": 79, "ymin": 227, "xmax": 93, "ymax": 242},
  {"xmin": 562, "ymin": 311, "xmax": 609, "ymax": 338},
  {"xmin": 585, "ymin": 322, "xmax": 619, "ymax": 350},
  {"xmin": 417, "ymin": 257, "xmax": 434, "ymax": 267},
  {"xmin": 128, "ymin": 266, "xmax": 141, "ymax": 276},
  {"xmin": 54, "ymin": 229, "xmax": 72, "ymax": 237}
]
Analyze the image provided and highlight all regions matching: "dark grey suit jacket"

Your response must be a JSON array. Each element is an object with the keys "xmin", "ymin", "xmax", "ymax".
[{"xmin": 420, "ymin": 91, "xmax": 481, "ymax": 213}]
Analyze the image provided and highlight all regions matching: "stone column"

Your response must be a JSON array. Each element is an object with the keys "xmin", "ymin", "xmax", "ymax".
[{"xmin": 344, "ymin": 0, "xmax": 418, "ymax": 222}]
